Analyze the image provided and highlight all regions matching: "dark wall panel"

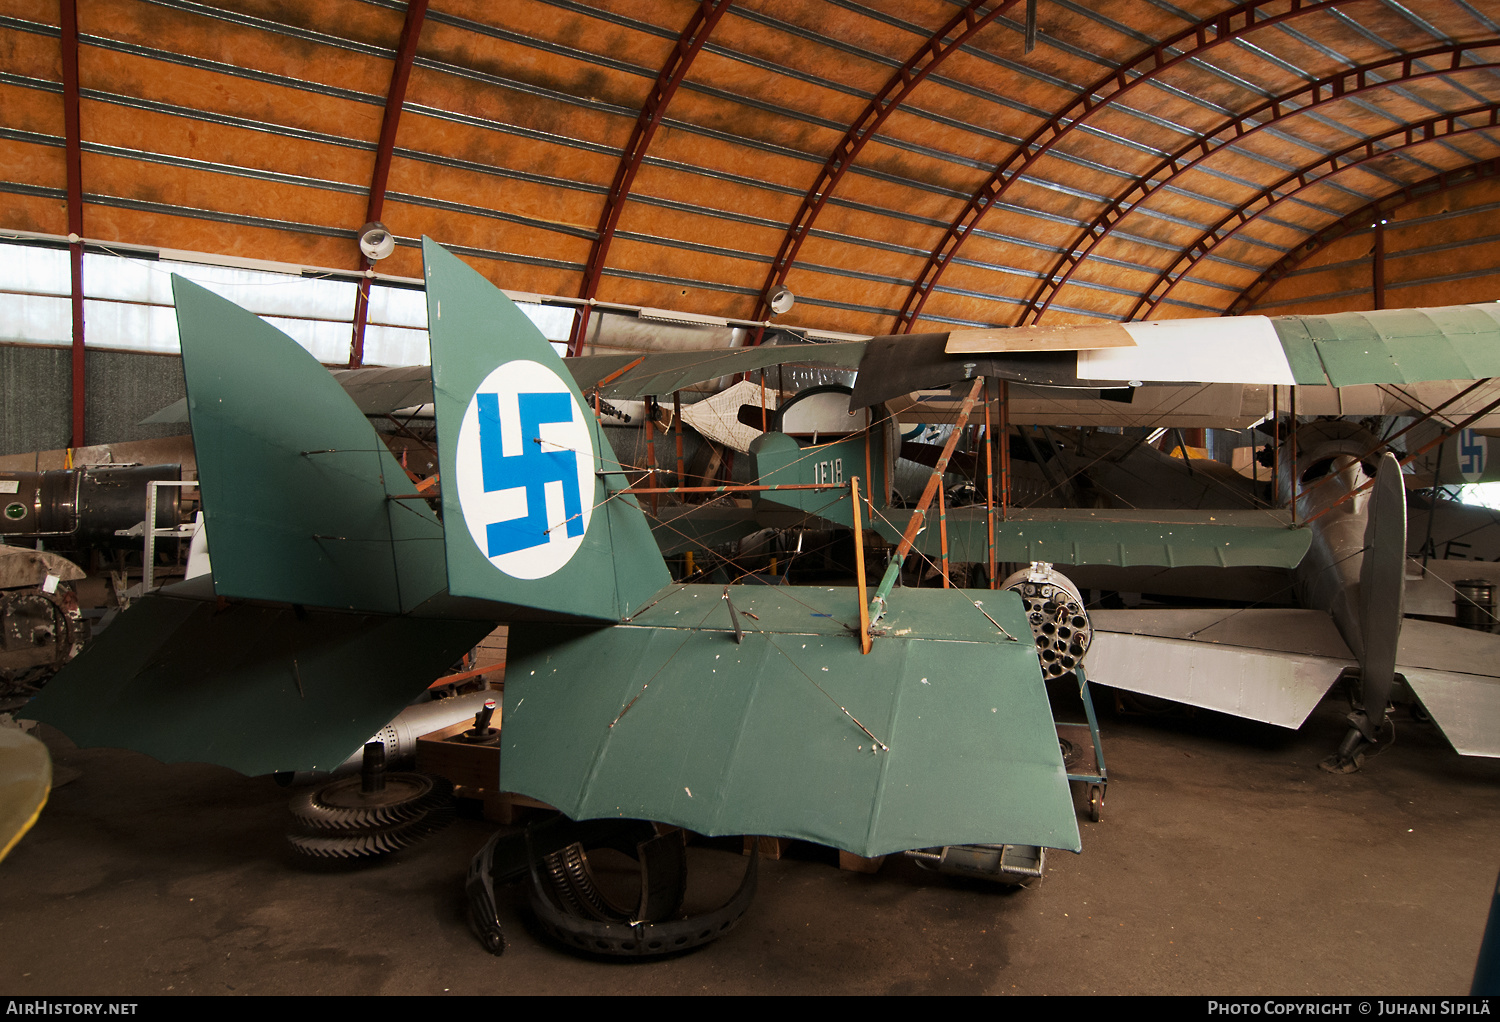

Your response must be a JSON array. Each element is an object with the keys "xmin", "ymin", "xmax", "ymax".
[
  {"xmin": 1, "ymin": 344, "xmax": 70, "ymax": 457},
  {"xmin": 0, "ymin": 344, "xmax": 187, "ymax": 457}
]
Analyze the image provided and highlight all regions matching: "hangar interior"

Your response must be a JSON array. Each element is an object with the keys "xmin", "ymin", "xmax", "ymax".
[{"xmin": 2, "ymin": 0, "xmax": 1499, "ymax": 996}]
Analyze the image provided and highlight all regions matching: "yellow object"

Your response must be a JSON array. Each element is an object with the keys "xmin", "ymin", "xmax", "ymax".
[{"xmin": 0, "ymin": 725, "xmax": 51, "ymax": 863}]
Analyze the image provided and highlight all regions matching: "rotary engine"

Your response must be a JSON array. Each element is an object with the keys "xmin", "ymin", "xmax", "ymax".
[{"xmin": 999, "ymin": 561, "xmax": 1093, "ymax": 683}]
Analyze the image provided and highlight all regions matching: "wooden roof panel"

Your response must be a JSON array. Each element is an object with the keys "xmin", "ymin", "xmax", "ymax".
[
  {"xmin": 85, "ymin": 202, "xmax": 353, "ymax": 268},
  {"xmin": 0, "ymin": 76, "xmax": 63, "ymax": 139},
  {"xmin": 386, "ymin": 154, "xmax": 597, "ymax": 234},
  {"xmin": 81, "ymin": 95, "xmax": 373, "ymax": 189},
  {"xmin": 0, "ymin": 189, "xmax": 66, "ymax": 236},
  {"xmin": 391, "ymin": 102, "xmax": 615, "ymax": 193},
  {"xmin": 85, "ymin": 0, "xmax": 395, "ymax": 98},
  {"xmin": 0, "ymin": 20, "xmax": 63, "ymax": 81},
  {"xmin": 383, "ymin": 194, "xmax": 591, "ymax": 264},
  {"xmin": 189, "ymin": 0, "xmax": 405, "ymax": 52},
  {"xmin": 79, "ymin": 36, "xmax": 383, "ymax": 143},
  {"xmin": 6, "ymin": 0, "xmax": 1500, "ymax": 346},
  {"xmin": 0, "ymin": 135, "xmax": 65, "ymax": 193},
  {"xmin": 82, "ymin": 148, "xmax": 366, "ymax": 228}
]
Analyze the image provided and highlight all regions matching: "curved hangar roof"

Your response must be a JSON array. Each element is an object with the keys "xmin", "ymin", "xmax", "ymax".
[{"xmin": 6, "ymin": 0, "xmax": 1500, "ymax": 350}]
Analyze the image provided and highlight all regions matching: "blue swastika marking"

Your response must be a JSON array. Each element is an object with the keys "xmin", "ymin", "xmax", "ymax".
[
  {"xmin": 1460, "ymin": 428, "xmax": 1486, "ymax": 478},
  {"xmin": 476, "ymin": 390, "xmax": 585, "ymax": 557}
]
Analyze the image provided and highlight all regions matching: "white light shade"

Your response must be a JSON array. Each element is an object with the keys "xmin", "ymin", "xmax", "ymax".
[{"xmin": 358, "ymin": 222, "xmax": 396, "ymax": 262}]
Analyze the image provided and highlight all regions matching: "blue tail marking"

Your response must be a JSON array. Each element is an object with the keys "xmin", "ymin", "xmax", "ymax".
[{"xmin": 477, "ymin": 391, "xmax": 585, "ymax": 557}]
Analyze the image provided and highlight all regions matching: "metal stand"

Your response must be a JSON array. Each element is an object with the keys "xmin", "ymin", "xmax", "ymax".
[
  {"xmin": 1057, "ymin": 666, "xmax": 1108, "ymax": 822},
  {"xmin": 113, "ymin": 479, "xmax": 198, "ymax": 595}
]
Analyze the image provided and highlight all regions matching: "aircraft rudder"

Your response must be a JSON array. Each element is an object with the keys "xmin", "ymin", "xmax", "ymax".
[
  {"xmin": 170, "ymin": 274, "xmax": 446, "ymax": 613},
  {"xmin": 421, "ymin": 240, "xmax": 669, "ymax": 620}
]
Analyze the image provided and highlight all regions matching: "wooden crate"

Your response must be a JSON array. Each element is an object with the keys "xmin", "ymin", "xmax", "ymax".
[{"xmin": 415, "ymin": 717, "xmax": 554, "ymax": 824}]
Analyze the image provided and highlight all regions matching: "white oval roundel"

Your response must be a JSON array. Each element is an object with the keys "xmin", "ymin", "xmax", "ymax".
[{"xmin": 454, "ymin": 359, "xmax": 595, "ymax": 579}]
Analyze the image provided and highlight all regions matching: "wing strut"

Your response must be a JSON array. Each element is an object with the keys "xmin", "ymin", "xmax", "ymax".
[
  {"xmin": 867, "ymin": 376, "xmax": 986, "ymax": 631},
  {"xmin": 852, "ymin": 476, "xmax": 872, "ymax": 654}
]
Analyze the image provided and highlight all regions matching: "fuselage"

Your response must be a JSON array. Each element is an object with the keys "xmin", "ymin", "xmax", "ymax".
[{"xmin": 1275, "ymin": 420, "xmax": 1383, "ymax": 663}]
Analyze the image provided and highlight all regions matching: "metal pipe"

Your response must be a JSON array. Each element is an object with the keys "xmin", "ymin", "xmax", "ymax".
[{"xmin": 60, "ymin": 0, "xmax": 85, "ymax": 447}]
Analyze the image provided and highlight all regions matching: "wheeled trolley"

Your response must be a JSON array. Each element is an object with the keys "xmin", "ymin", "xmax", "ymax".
[{"xmin": 1056, "ymin": 666, "xmax": 1108, "ymax": 822}]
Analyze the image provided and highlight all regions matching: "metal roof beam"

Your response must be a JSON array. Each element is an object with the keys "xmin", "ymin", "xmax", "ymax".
[
  {"xmin": 749, "ymin": 0, "xmax": 1015, "ymax": 332},
  {"xmin": 1133, "ymin": 109, "xmax": 1500, "ymax": 318},
  {"xmin": 350, "ymin": 0, "xmax": 427, "ymax": 368},
  {"xmin": 1025, "ymin": 41, "xmax": 1500, "ymax": 324},
  {"xmin": 566, "ymin": 0, "xmax": 732, "ymax": 357},
  {"xmin": 893, "ymin": 0, "xmax": 1380, "ymax": 333},
  {"xmin": 1228, "ymin": 158, "xmax": 1500, "ymax": 314},
  {"xmin": 59, "ymin": 0, "xmax": 84, "ymax": 448}
]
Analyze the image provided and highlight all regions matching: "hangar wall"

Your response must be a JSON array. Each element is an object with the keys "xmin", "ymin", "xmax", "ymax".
[{"xmin": 0, "ymin": 342, "xmax": 186, "ymax": 458}]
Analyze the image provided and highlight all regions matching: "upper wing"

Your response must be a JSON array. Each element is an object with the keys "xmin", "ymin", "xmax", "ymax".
[
  {"xmin": 570, "ymin": 341, "xmax": 866, "ymax": 398},
  {"xmin": 934, "ymin": 304, "xmax": 1500, "ymax": 390}
]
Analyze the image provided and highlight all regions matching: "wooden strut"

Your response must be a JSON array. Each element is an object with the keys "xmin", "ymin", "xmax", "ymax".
[
  {"xmin": 864, "ymin": 422, "xmax": 875, "ymax": 529},
  {"xmin": 1272, "ymin": 386, "xmax": 1280, "ymax": 507},
  {"xmin": 1000, "ymin": 379, "xmax": 1011, "ymax": 521},
  {"xmin": 673, "ymin": 391, "xmax": 685, "ymax": 486},
  {"xmin": 1290, "ymin": 386, "xmax": 1298, "ymax": 526},
  {"xmin": 852, "ymin": 477, "xmax": 872, "ymax": 655},
  {"xmin": 985, "ymin": 380, "xmax": 997, "ymax": 588},
  {"xmin": 645, "ymin": 399, "xmax": 658, "ymax": 517},
  {"xmin": 867, "ymin": 377, "xmax": 987, "ymax": 626},
  {"xmin": 592, "ymin": 356, "xmax": 646, "ymax": 395},
  {"xmin": 939, "ymin": 483, "xmax": 950, "ymax": 588}
]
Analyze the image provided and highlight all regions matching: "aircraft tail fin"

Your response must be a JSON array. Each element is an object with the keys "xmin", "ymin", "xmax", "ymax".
[
  {"xmin": 171, "ymin": 276, "xmax": 447, "ymax": 614},
  {"xmin": 421, "ymin": 239, "xmax": 670, "ymax": 622}
]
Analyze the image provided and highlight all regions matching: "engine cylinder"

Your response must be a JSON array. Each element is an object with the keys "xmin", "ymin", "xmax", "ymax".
[{"xmin": 1000, "ymin": 562, "xmax": 1092, "ymax": 682}]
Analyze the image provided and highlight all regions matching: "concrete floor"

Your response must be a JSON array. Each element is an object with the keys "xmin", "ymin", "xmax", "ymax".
[{"xmin": 3, "ymin": 693, "xmax": 1496, "ymax": 996}]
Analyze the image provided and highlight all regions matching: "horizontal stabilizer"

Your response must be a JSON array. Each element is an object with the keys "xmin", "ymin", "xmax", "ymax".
[
  {"xmin": 499, "ymin": 585, "xmax": 1080, "ymax": 858},
  {"xmin": 172, "ymin": 276, "xmax": 447, "ymax": 614},
  {"xmin": 1402, "ymin": 668, "xmax": 1500, "ymax": 758},
  {"xmin": 1087, "ymin": 608, "xmax": 1353, "ymax": 727},
  {"xmin": 1398, "ymin": 619, "xmax": 1500, "ymax": 758},
  {"xmin": 22, "ymin": 592, "xmax": 493, "ymax": 776}
]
